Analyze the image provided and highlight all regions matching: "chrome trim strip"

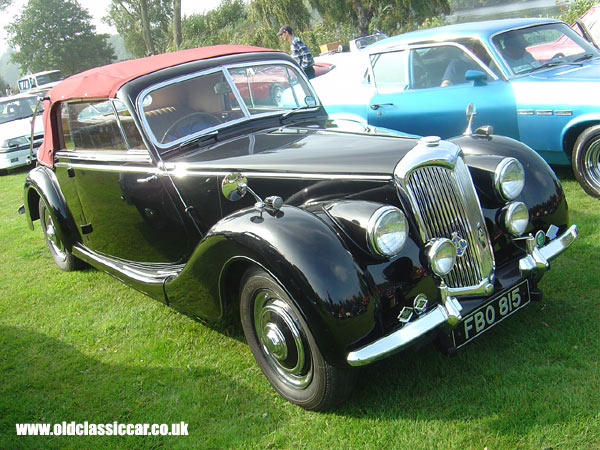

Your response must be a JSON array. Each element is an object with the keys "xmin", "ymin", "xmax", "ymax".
[
  {"xmin": 517, "ymin": 109, "xmax": 534, "ymax": 115},
  {"xmin": 167, "ymin": 167, "xmax": 393, "ymax": 181},
  {"xmin": 54, "ymin": 158, "xmax": 392, "ymax": 181},
  {"xmin": 536, "ymin": 110, "xmax": 553, "ymax": 116},
  {"xmin": 55, "ymin": 150, "xmax": 152, "ymax": 163},
  {"xmin": 554, "ymin": 110, "xmax": 573, "ymax": 116},
  {"xmin": 55, "ymin": 161, "xmax": 159, "ymax": 175},
  {"xmin": 519, "ymin": 224, "xmax": 578, "ymax": 275},
  {"xmin": 72, "ymin": 243, "xmax": 182, "ymax": 284}
]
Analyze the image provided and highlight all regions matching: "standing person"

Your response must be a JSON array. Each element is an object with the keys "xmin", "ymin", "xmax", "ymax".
[{"xmin": 277, "ymin": 24, "xmax": 315, "ymax": 79}]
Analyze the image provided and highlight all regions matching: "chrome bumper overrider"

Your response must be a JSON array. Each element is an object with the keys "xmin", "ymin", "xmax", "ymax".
[
  {"xmin": 347, "ymin": 224, "xmax": 578, "ymax": 367},
  {"xmin": 519, "ymin": 225, "xmax": 578, "ymax": 275}
]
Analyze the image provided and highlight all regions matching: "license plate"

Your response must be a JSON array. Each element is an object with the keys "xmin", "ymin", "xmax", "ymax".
[
  {"xmin": 452, "ymin": 280, "xmax": 530, "ymax": 348},
  {"xmin": 11, "ymin": 157, "xmax": 18, "ymax": 163}
]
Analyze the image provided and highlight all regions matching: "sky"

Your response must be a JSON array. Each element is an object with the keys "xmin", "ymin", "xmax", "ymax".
[{"xmin": 0, "ymin": 0, "xmax": 223, "ymax": 45}]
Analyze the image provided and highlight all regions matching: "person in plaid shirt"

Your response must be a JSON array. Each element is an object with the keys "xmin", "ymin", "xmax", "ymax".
[{"xmin": 277, "ymin": 25, "xmax": 315, "ymax": 79}]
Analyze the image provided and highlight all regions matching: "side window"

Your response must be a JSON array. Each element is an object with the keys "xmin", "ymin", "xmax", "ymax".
[
  {"xmin": 412, "ymin": 44, "xmax": 497, "ymax": 89},
  {"xmin": 60, "ymin": 103, "xmax": 74, "ymax": 150},
  {"xmin": 60, "ymin": 100, "xmax": 128, "ymax": 151},
  {"xmin": 454, "ymin": 38, "xmax": 503, "ymax": 79},
  {"xmin": 113, "ymin": 100, "xmax": 145, "ymax": 150},
  {"xmin": 370, "ymin": 51, "xmax": 408, "ymax": 93},
  {"xmin": 411, "ymin": 46, "xmax": 469, "ymax": 89}
]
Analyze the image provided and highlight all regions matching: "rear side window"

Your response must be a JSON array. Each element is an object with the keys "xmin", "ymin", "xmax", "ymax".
[
  {"xmin": 370, "ymin": 51, "xmax": 408, "ymax": 93},
  {"xmin": 60, "ymin": 100, "xmax": 142, "ymax": 151}
]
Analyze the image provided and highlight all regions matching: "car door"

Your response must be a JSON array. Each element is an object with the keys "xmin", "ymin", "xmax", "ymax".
[
  {"xmin": 54, "ymin": 99, "xmax": 189, "ymax": 264},
  {"xmin": 367, "ymin": 43, "xmax": 520, "ymax": 139}
]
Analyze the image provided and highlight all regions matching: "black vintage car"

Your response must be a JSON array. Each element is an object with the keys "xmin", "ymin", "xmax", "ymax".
[{"xmin": 21, "ymin": 45, "xmax": 578, "ymax": 410}]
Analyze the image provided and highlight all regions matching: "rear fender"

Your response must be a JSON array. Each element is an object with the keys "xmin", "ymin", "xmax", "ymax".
[
  {"xmin": 23, "ymin": 166, "xmax": 80, "ymax": 249},
  {"xmin": 165, "ymin": 204, "xmax": 378, "ymax": 366}
]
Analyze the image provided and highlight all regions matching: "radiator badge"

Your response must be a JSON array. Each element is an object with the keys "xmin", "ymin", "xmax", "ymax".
[{"xmin": 451, "ymin": 232, "xmax": 468, "ymax": 257}]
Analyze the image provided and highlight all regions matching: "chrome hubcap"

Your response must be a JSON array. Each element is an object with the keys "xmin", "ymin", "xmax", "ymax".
[
  {"xmin": 584, "ymin": 139, "xmax": 600, "ymax": 189},
  {"xmin": 264, "ymin": 323, "xmax": 288, "ymax": 360},
  {"xmin": 43, "ymin": 208, "xmax": 66, "ymax": 259},
  {"xmin": 254, "ymin": 290, "xmax": 312, "ymax": 388}
]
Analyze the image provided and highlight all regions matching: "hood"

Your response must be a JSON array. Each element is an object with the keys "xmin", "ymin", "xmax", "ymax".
[
  {"xmin": 0, "ymin": 115, "xmax": 43, "ymax": 141},
  {"xmin": 512, "ymin": 59, "xmax": 600, "ymax": 107},
  {"xmin": 167, "ymin": 123, "xmax": 422, "ymax": 177},
  {"xmin": 526, "ymin": 57, "xmax": 600, "ymax": 82}
]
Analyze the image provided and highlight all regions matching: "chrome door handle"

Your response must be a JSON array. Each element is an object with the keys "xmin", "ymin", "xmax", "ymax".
[
  {"xmin": 370, "ymin": 103, "xmax": 393, "ymax": 110},
  {"xmin": 136, "ymin": 175, "xmax": 158, "ymax": 183}
]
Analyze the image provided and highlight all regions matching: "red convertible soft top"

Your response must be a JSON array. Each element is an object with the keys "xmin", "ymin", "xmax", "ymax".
[{"xmin": 38, "ymin": 45, "xmax": 277, "ymax": 167}]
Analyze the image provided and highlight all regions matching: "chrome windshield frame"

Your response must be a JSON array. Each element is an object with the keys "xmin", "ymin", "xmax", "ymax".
[{"xmin": 136, "ymin": 59, "xmax": 320, "ymax": 152}]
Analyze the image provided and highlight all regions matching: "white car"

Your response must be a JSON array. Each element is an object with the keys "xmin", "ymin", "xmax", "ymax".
[
  {"xmin": 0, "ymin": 94, "xmax": 44, "ymax": 172},
  {"xmin": 17, "ymin": 70, "xmax": 63, "ymax": 93}
]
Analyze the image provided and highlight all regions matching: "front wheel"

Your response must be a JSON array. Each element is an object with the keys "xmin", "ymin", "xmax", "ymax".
[
  {"xmin": 240, "ymin": 267, "xmax": 356, "ymax": 411},
  {"xmin": 39, "ymin": 198, "xmax": 81, "ymax": 271},
  {"xmin": 572, "ymin": 125, "xmax": 600, "ymax": 198}
]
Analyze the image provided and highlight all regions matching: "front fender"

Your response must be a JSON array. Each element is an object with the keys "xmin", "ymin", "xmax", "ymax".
[
  {"xmin": 23, "ymin": 166, "xmax": 80, "ymax": 249},
  {"xmin": 165, "ymin": 204, "xmax": 378, "ymax": 366},
  {"xmin": 561, "ymin": 112, "xmax": 600, "ymax": 153},
  {"xmin": 450, "ymin": 134, "xmax": 569, "ymax": 235}
]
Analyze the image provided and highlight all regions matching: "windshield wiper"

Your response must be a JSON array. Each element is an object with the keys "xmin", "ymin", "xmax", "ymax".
[
  {"xmin": 573, "ymin": 53, "xmax": 595, "ymax": 63},
  {"xmin": 529, "ymin": 60, "xmax": 567, "ymax": 72},
  {"xmin": 280, "ymin": 105, "xmax": 320, "ymax": 123},
  {"xmin": 178, "ymin": 130, "xmax": 219, "ymax": 150}
]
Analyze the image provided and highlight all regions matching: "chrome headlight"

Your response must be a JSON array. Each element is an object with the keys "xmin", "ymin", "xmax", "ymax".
[
  {"xmin": 426, "ymin": 238, "xmax": 457, "ymax": 277},
  {"xmin": 495, "ymin": 158, "xmax": 525, "ymax": 201},
  {"xmin": 504, "ymin": 201, "xmax": 529, "ymax": 236},
  {"xmin": 367, "ymin": 206, "xmax": 408, "ymax": 257}
]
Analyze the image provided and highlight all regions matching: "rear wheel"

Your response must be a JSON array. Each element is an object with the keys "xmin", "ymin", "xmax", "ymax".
[
  {"xmin": 239, "ymin": 267, "xmax": 356, "ymax": 411},
  {"xmin": 572, "ymin": 125, "xmax": 600, "ymax": 198},
  {"xmin": 38, "ymin": 198, "xmax": 80, "ymax": 271}
]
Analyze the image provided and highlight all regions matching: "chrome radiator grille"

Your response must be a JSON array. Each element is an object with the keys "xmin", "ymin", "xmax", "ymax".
[{"xmin": 395, "ymin": 141, "xmax": 495, "ymax": 290}]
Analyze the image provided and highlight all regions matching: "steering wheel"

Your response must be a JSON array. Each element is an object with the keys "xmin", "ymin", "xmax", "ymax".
[{"xmin": 161, "ymin": 112, "xmax": 223, "ymax": 143}]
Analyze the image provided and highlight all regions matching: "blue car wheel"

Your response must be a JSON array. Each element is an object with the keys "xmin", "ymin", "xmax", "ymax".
[{"xmin": 572, "ymin": 125, "xmax": 600, "ymax": 199}]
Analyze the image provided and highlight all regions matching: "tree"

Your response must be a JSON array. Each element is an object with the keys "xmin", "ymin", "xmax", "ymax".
[
  {"xmin": 308, "ymin": 0, "xmax": 451, "ymax": 36},
  {"xmin": 0, "ymin": 74, "xmax": 9, "ymax": 95},
  {"xmin": 106, "ymin": 0, "xmax": 173, "ymax": 57},
  {"xmin": 173, "ymin": 0, "xmax": 182, "ymax": 49},
  {"xmin": 182, "ymin": 0, "xmax": 249, "ymax": 48},
  {"xmin": 0, "ymin": 0, "xmax": 12, "ymax": 10},
  {"xmin": 248, "ymin": 0, "xmax": 310, "ymax": 31},
  {"xmin": 6, "ymin": 0, "xmax": 116, "ymax": 76}
]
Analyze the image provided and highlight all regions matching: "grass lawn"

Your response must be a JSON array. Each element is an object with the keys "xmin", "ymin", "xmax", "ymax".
[{"xmin": 0, "ymin": 165, "xmax": 598, "ymax": 449}]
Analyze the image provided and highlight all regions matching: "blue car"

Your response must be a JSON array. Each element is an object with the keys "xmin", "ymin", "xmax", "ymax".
[{"xmin": 311, "ymin": 18, "xmax": 600, "ymax": 197}]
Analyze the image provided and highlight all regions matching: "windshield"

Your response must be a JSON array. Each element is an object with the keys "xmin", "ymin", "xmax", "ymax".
[
  {"xmin": 140, "ymin": 62, "xmax": 317, "ymax": 149},
  {"xmin": 36, "ymin": 71, "xmax": 63, "ymax": 85},
  {"xmin": 0, "ymin": 96, "xmax": 40, "ymax": 124},
  {"xmin": 492, "ymin": 22, "xmax": 600, "ymax": 75}
]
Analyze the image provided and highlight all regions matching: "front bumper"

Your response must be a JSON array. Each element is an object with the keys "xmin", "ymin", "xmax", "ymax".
[{"xmin": 347, "ymin": 224, "xmax": 579, "ymax": 367}]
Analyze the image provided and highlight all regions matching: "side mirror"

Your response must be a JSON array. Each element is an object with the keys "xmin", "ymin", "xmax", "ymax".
[
  {"xmin": 465, "ymin": 70, "xmax": 487, "ymax": 87},
  {"xmin": 221, "ymin": 172, "xmax": 248, "ymax": 201}
]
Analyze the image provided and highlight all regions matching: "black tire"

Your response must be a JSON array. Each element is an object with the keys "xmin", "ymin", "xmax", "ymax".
[
  {"xmin": 240, "ymin": 267, "xmax": 356, "ymax": 411},
  {"xmin": 38, "ymin": 198, "xmax": 80, "ymax": 271},
  {"xmin": 572, "ymin": 125, "xmax": 600, "ymax": 198}
]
